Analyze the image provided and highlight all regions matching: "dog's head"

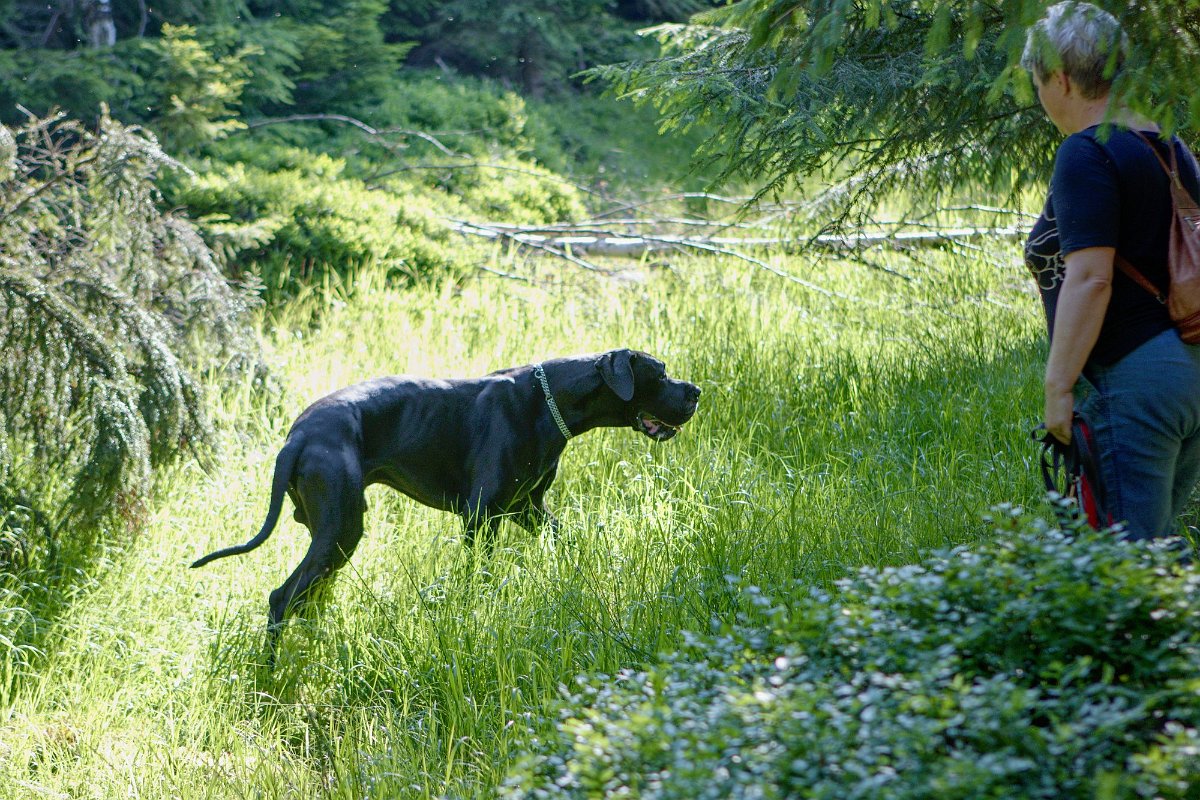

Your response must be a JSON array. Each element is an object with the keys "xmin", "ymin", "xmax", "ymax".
[{"xmin": 596, "ymin": 349, "xmax": 700, "ymax": 441}]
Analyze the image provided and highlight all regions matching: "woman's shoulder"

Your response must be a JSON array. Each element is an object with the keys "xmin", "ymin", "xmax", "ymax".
[
  {"xmin": 1068, "ymin": 124, "xmax": 1168, "ymax": 163},
  {"xmin": 1057, "ymin": 126, "xmax": 1114, "ymax": 158},
  {"xmin": 1052, "ymin": 127, "xmax": 1115, "ymax": 179}
]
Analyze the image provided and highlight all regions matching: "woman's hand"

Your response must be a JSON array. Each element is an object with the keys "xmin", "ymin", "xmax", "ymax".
[{"xmin": 1044, "ymin": 385, "xmax": 1074, "ymax": 444}]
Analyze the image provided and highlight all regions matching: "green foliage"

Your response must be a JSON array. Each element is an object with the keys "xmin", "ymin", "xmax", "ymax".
[
  {"xmin": 0, "ymin": 5, "xmax": 405, "ymax": 152},
  {"xmin": 522, "ymin": 90, "xmax": 721, "ymax": 192},
  {"xmin": 264, "ymin": 0, "xmax": 415, "ymax": 115},
  {"xmin": 367, "ymin": 72, "xmax": 536, "ymax": 156},
  {"xmin": 614, "ymin": 0, "xmax": 716, "ymax": 22},
  {"xmin": 505, "ymin": 505, "xmax": 1200, "ymax": 799},
  {"xmin": 168, "ymin": 70, "xmax": 600, "ymax": 290},
  {"xmin": 0, "ymin": 23, "xmax": 280, "ymax": 153},
  {"xmin": 0, "ymin": 47, "xmax": 144, "ymax": 127},
  {"xmin": 0, "ymin": 0, "xmax": 253, "ymax": 48},
  {"xmin": 0, "ymin": 0, "xmax": 723, "ymax": 170},
  {"xmin": 588, "ymin": 0, "xmax": 1200, "ymax": 225},
  {"xmin": 134, "ymin": 24, "xmax": 254, "ymax": 151},
  {"xmin": 386, "ymin": 156, "xmax": 589, "ymax": 225},
  {"xmin": 164, "ymin": 151, "xmax": 467, "ymax": 298},
  {"xmin": 223, "ymin": 20, "xmax": 302, "ymax": 113},
  {"xmin": 0, "ymin": 112, "xmax": 259, "ymax": 560},
  {"xmin": 588, "ymin": 1, "xmax": 1047, "ymax": 217},
  {"xmin": 387, "ymin": 0, "xmax": 651, "ymax": 96}
]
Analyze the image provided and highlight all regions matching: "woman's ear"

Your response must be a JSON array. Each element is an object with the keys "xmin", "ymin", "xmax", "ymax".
[{"xmin": 1056, "ymin": 70, "xmax": 1073, "ymax": 96}]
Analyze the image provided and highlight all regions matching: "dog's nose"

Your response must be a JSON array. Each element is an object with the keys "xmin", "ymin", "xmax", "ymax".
[{"xmin": 688, "ymin": 385, "xmax": 701, "ymax": 401}]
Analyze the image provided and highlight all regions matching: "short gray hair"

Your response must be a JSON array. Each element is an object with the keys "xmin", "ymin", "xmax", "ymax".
[{"xmin": 1021, "ymin": 1, "xmax": 1127, "ymax": 99}]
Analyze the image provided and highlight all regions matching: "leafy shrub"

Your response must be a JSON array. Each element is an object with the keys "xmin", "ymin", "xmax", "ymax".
[
  {"xmin": 384, "ymin": 0, "xmax": 649, "ymax": 96},
  {"xmin": 0, "ymin": 25, "xmax": 260, "ymax": 153},
  {"xmin": 133, "ymin": 24, "xmax": 256, "ymax": 152},
  {"xmin": 504, "ymin": 505, "xmax": 1200, "ymax": 799},
  {"xmin": 0, "ymin": 4, "xmax": 403, "ymax": 148},
  {"xmin": 0, "ymin": 48, "xmax": 142, "ymax": 127},
  {"xmin": 379, "ymin": 155, "xmax": 588, "ymax": 225},
  {"xmin": 165, "ymin": 152, "xmax": 467, "ymax": 298},
  {"xmin": 260, "ymin": 0, "xmax": 414, "ymax": 116},
  {"xmin": 368, "ymin": 73, "xmax": 536, "ymax": 156},
  {"xmin": 218, "ymin": 74, "xmax": 589, "ymax": 224}
]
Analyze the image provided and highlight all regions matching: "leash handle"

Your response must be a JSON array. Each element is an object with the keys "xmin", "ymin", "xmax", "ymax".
[
  {"xmin": 533, "ymin": 363, "xmax": 573, "ymax": 441},
  {"xmin": 1031, "ymin": 413, "xmax": 1111, "ymax": 530},
  {"xmin": 1033, "ymin": 423, "xmax": 1075, "ymax": 493}
]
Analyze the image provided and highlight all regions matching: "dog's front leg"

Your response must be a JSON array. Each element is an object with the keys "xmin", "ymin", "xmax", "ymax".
[
  {"xmin": 461, "ymin": 495, "xmax": 501, "ymax": 554},
  {"xmin": 511, "ymin": 464, "xmax": 560, "ymax": 536},
  {"xmin": 513, "ymin": 501, "xmax": 560, "ymax": 538}
]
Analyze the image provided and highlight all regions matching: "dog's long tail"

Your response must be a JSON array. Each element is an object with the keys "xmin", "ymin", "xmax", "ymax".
[{"xmin": 190, "ymin": 432, "xmax": 306, "ymax": 569}]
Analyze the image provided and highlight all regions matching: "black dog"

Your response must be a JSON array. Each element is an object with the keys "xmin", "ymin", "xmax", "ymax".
[{"xmin": 191, "ymin": 348, "xmax": 700, "ymax": 653}]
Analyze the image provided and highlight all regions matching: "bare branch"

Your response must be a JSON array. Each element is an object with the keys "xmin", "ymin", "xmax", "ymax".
[
  {"xmin": 370, "ymin": 162, "xmax": 603, "ymax": 197},
  {"xmin": 453, "ymin": 220, "xmax": 1027, "ymax": 257},
  {"xmin": 242, "ymin": 113, "xmax": 464, "ymax": 158},
  {"xmin": 450, "ymin": 220, "xmax": 615, "ymax": 274}
]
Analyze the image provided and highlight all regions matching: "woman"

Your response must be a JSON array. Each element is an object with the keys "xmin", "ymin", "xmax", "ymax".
[{"xmin": 1021, "ymin": 1, "xmax": 1200, "ymax": 540}]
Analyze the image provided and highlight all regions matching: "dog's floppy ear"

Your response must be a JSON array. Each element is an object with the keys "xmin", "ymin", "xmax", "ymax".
[{"xmin": 597, "ymin": 349, "xmax": 636, "ymax": 402}]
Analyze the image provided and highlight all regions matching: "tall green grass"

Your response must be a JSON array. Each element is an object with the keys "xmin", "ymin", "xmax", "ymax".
[{"xmin": 0, "ymin": 241, "xmax": 1046, "ymax": 797}]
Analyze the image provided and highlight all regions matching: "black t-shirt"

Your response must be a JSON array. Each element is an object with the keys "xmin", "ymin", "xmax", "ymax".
[{"xmin": 1025, "ymin": 125, "xmax": 1200, "ymax": 366}]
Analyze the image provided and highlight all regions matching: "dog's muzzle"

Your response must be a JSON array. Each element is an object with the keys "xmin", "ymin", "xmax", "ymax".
[
  {"xmin": 636, "ymin": 412, "xmax": 683, "ymax": 441},
  {"xmin": 634, "ymin": 381, "xmax": 700, "ymax": 442}
]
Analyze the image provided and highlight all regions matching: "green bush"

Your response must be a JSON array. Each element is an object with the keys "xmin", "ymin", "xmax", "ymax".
[
  {"xmin": 367, "ymin": 73, "xmax": 536, "ymax": 156},
  {"xmin": 364, "ymin": 72, "xmax": 723, "ymax": 201},
  {"xmin": 226, "ymin": 74, "xmax": 590, "ymax": 224},
  {"xmin": 380, "ymin": 155, "xmax": 588, "ymax": 225},
  {"xmin": 504, "ymin": 505, "xmax": 1200, "ymax": 799},
  {"xmin": 134, "ymin": 24, "xmax": 255, "ymax": 152},
  {"xmin": 164, "ymin": 153, "xmax": 466, "ymax": 298},
  {"xmin": 0, "ymin": 48, "xmax": 142, "ymax": 127},
  {"xmin": 0, "ymin": 25, "xmax": 260, "ymax": 152}
]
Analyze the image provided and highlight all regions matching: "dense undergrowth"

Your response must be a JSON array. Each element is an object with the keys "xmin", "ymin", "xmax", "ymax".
[
  {"xmin": 505, "ymin": 506, "xmax": 1200, "ymax": 799},
  {"xmin": 162, "ymin": 74, "xmax": 718, "ymax": 301}
]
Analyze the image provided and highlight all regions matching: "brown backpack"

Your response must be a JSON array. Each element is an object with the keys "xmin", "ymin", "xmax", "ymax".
[{"xmin": 1113, "ymin": 131, "xmax": 1200, "ymax": 345}]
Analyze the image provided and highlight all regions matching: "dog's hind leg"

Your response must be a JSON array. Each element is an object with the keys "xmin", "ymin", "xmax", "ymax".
[
  {"xmin": 266, "ymin": 455, "xmax": 365, "ymax": 661},
  {"xmin": 288, "ymin": 486, "xmax": 308, "ymax": 526}
]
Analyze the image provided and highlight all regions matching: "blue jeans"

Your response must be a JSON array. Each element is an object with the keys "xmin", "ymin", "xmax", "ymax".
[{"xmin": 1078, "ymin": 328, "xmax": 1200, "ymax": 540}]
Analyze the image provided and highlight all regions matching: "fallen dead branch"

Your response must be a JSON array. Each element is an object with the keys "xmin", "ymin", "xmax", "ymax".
[{"xmin": 451, "ymin": 219, "xmax": 1029, "ymax": 259}]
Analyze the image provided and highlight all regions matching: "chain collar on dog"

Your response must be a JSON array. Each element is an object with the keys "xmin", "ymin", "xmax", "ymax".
[{"xmin": 533, "ymin": 363, "xmax": 572, "ymax": 440}]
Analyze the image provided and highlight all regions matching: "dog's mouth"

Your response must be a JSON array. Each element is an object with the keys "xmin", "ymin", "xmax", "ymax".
[{"xmin": 635, "ymin": 411, "xmax": 685, "ymax": 441}]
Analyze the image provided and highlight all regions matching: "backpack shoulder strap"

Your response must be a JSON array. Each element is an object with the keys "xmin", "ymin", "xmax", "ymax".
[
  {"xmin": 1115, "ymin": 129, "xmax": 1175, "ymax": 303},
  {"xmin": 1131, "ymin": 129, "xmax": 1174, "ymax": 176},
  {"xmin": 1132, "ymin": 130, "xmax": 1200, "ymax": 206},
  {"xmin": 1114, "ymin": 252, "xmax": 1167, "ymax": 303},
  {"xmin": 1167, "ymin": 138, "xmax": 1200, "ymax": 221}
]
